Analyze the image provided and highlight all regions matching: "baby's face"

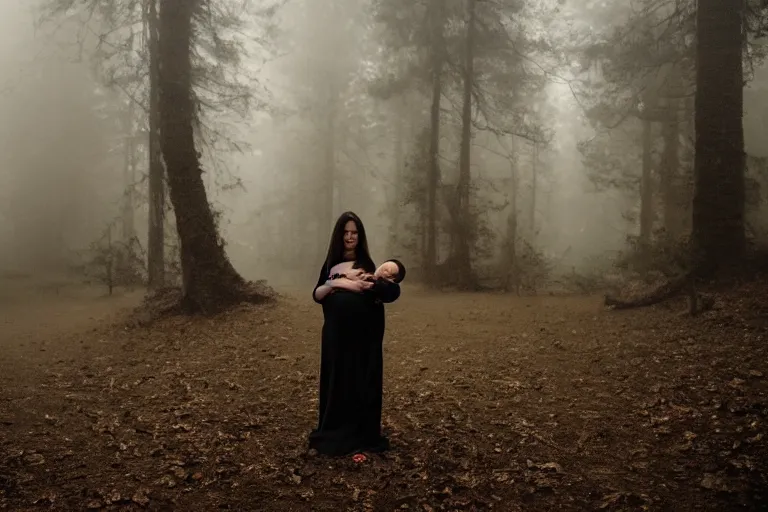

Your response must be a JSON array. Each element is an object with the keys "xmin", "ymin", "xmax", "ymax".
[{"xmin": 374, "ymin": 261, "xmax": 399, "ymax": 281}]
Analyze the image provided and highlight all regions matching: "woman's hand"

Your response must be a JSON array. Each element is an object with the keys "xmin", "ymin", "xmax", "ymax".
[
  {"xmin": 352, "ymin": 279, "xmax": 373, "ymax": 292},
  {"xmin": 331, "ymin": 277, "xmax": 373, "ymax": 293},
  {"xmin": 344, "ymin": 269, "xmax": 367, "ymax": 281}
]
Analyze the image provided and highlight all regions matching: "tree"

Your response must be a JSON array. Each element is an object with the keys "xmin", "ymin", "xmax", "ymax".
[
  {"xmin": 573, "ymin": 0, "xmax": 697, "ymax": 260},
  {"xmin": 575, "ymin": 0, "xmax": 768, "ymax": 271},
  {"xmin": 39, "ymin": 0, "xmax": 167, "ymax": 285},
  {"xmin": 371, "ymin": 0, "xmax": 549, "ymax": 288},
  {"xmin": 424, "ymin": 0, "xmax": 447, "ymax": 284},
  {"xmin": 369, "ymin": 0, "xmax": 447, "ymax": 283},
  {"xmin": 40, "ymin": 0, "xmax": 277, "ymax": 294},
  {"xmin": 146, "ymin": 0, "xmax": 165, "ymax": 289},
  {"xmin": 690, "ymin": 0, "xmax": 746, "ymax": 274},
  {"xmin": 453, "ymin": 0, "xmax": 477, "ymax": 288},
  {"xmin": 157, "ymin": 0, "xmax": 267, "ymax": 312},
  {"xmin": 248, "ymin": 0, "xmax": 378, "ymax": 277}
]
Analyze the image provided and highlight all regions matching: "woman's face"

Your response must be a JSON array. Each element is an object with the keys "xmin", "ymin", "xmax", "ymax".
[{"xmin": 343, "ymin": 220, "xmax": 359, "ymax": 252}]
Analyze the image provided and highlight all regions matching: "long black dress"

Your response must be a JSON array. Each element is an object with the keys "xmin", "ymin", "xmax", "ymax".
[{"xmin": 309, "ymin": 263, "xmax": 401, "ymax": 456}]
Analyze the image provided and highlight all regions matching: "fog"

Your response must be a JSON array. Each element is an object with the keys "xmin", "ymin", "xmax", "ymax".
[
  {"xmin": 0, "ymin": 0, "xmax": 766, "ymax": 291},
  {"xmin": 0, "ymin": 3, "xmax": 123, "ymax": 276}
]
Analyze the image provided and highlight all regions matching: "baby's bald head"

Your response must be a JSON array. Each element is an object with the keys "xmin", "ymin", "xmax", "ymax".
[{"xmin": 374, "ymin": 259, "xmax": 405, "ymax": 283}]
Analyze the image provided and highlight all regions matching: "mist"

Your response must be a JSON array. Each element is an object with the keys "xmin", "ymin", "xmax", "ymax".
[
  {"xmin": 2, "ymin": 2, "xmax": 767, "ymax": 509},
  {"xmin": 1, "ymin": 0, "xmax": 766, "ymax": 291},
  {"xmin": 0, "ymin": 3, "xmax": 123, "ymax": 277},
  {"xmin": 217, "ymin": 0, "xmax": 629, "ymax": 288}
]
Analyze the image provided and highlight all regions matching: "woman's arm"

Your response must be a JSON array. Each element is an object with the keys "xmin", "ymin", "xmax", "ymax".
[
  {"xmin": 313, "ymin": 267, "xmax": 372, "ymax": 303},
  {"xmin": 313, "ymin": 280, "xmax": 335, "ymax": 303},
  {"xmin": 314, "ymin": 278, "xmax": 371, "ymax": 302},
  {"xmin": 312, "ymin": 265, "xmax": 331, "ymax": 303}
]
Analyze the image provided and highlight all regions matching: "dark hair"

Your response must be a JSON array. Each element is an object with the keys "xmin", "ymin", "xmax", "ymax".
[
  {"xmin": 324, "ymin": 211, "xmax": 375, "ymax": 273},
  {"xmin": 386, "ymin": 259, "xmax": 406, "ymax": 283}
]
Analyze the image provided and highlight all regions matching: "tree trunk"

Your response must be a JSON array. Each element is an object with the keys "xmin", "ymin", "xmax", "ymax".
[
  {"xmin": 313, "ymin": 84, "xmax": 337, "ymax": 261},
  {"xmin": 680, "ymin": 93, "xmax": 695, "ymax": 235},
  {"xmin": 660, "ymin": 94, "xmax": 681, "ymax": 240},
  {"xmin": 639, "ymin": 116, "xmax": 654, "ymax": 250},
  {"xmin": 146, "ymin": 0, "xmax": 165, "ymax": 289},
  {"xmin": 121, "ymin": 102, "xmax": 136, "ymax": 242},
  {"xmin": 324, "ymin": 85, "xmax": 337, "ymax": 235},
  {"xmin": 502, "ymin": 157, "xmax": 520, "ymax": 294},
  {"xmin": 425, "ymin": 0, "xmax": 445, "ymax": 284},
  {"xmin": 530, "ymin": 141, "xmax": 537, "ymax": 238},
  {"xmin": 388, "ymin": 95, "xmax": 406, "ymax": 255},
  {"xmin": 157, "ymin": 0, "xmax": 250, "ymax": 313},
  {"xmin": 106, "ymin": 225, "xmax": 114, "ymax": 296},
  {"xmin": 453, "ymin": 0, "xmax": 476, "ymax": 289},
  {"xmin": 691, "ymin": 0, "xmax": 746, "ymax": 275}
]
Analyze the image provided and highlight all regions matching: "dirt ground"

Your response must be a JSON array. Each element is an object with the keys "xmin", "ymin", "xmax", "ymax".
[{"xmin": 1, "ymin": 280, "xmax": 767, "ymax": 511}]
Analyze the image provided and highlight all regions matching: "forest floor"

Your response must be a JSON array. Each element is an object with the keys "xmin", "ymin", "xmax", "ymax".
[{"xmin": 1, "ymin": 278, "xmax": 767, "ymax": 511}]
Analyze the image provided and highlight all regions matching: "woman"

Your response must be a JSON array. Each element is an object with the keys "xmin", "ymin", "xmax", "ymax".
[{"xmin": 309, "ymin": 211, "xmax": 400, "ymax": 457}]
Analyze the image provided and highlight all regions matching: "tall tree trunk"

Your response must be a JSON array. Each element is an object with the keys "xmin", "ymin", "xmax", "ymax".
[
  {"xmin": 317, "ymin": 84, "xmax": 337, "ymax": 259},
  {"xmin": 530, "ymin": 141, "xmax": 537, "ymax": 237},
  {"xmin": 419, "ymin": 127, "xmax": 429, "ymax": 273},
  {"xmin": 158, "ymin": 0, "xmax": 249, "ymax": 313},
  {"xmin": 660, "ymin": 94, "xmax": 681, "ymax": 240},
  {"xmin": 388, "ymin": 96, "xmax": 406, "ymax": 255},
  {"xmin": 425, "ymin": 0, "xmax": 445, "ymax": 284},
  {"xmin": 502, "ymin": 156, "xmax": 519, "ymax": 294},
  {"xmin": 325, "ymin": 87, "xmax": 336, "ymax": 232},
  {"xmin": 146, "ymin": 0, "xmax": 165, "ymax": 289},
  {"xmin": 680, "ymin": 93, "xmax": 695, "ymax": 235},
  {"xmin": 453, "ymin": 0, "xmax": 476, "ymax": 289},
  {"xmin": 121, "ymin": 102, "xmax": 136, "ymax": 242},
  {"xmin": 691, "ymin": 0, "xmax": 746, "ymax": 275},
  {"xmin": 639, "ymin": 116, "xmax": 654, "ymax": 250}
]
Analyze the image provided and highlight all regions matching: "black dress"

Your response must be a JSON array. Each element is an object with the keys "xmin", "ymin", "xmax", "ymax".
[{"xmin": 308, "ymin": 263, "xmax": 401, "ymax": 456}]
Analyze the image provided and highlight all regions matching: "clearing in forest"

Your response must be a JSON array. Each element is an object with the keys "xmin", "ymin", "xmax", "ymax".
[{"xmin": 0, "ymin": 282, "xmax": 767, "ymax": 511}]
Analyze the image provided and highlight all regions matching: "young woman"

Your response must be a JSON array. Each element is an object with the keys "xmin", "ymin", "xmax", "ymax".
[{"xmin": 309, "ymin": 211, "xmax": 400, "ymax": 457}]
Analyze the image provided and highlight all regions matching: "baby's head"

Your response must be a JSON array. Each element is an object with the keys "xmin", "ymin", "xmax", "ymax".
[{"xmin": 374, "ymin": 259, "xmax": 406, "ymax": 283}]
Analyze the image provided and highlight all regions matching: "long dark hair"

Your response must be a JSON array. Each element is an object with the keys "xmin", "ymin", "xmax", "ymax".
[{"xmin": 324, "ymin": 211, "xmax": 375, "ymax": 273}]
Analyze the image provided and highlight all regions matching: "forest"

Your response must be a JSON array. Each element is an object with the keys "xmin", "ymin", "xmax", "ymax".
[{"xmin": 0, "ymin": 0, "xmax": 767, "ymax": 510}]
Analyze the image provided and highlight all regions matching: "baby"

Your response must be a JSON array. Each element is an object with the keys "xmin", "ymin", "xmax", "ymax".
[
  {"xmin": 368, "ymin": 259, "xmax": 406, "ymax": 284},
  {"xmin": 328, "ymin": 259, "xmax": 406, "ymax": 286}
]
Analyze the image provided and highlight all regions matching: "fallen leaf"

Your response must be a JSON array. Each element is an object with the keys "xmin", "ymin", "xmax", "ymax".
[
  {"xmin": 539, "ymin": 462, "xmax": 563, "ymax": 473},
  {"xmin": 105, "ymin": 490, "xmax": 121, "ymax": 504},
  {"xmin": 700, "ymin": 473, "xmax": 732, "ymax": 493},
  {"xmin": 131, "ymin": 489, "xmax": 150, "ymax": 506},
  {"xmin": 23, "ymin": 453, "xmax": 45, "ymax": 466}
]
